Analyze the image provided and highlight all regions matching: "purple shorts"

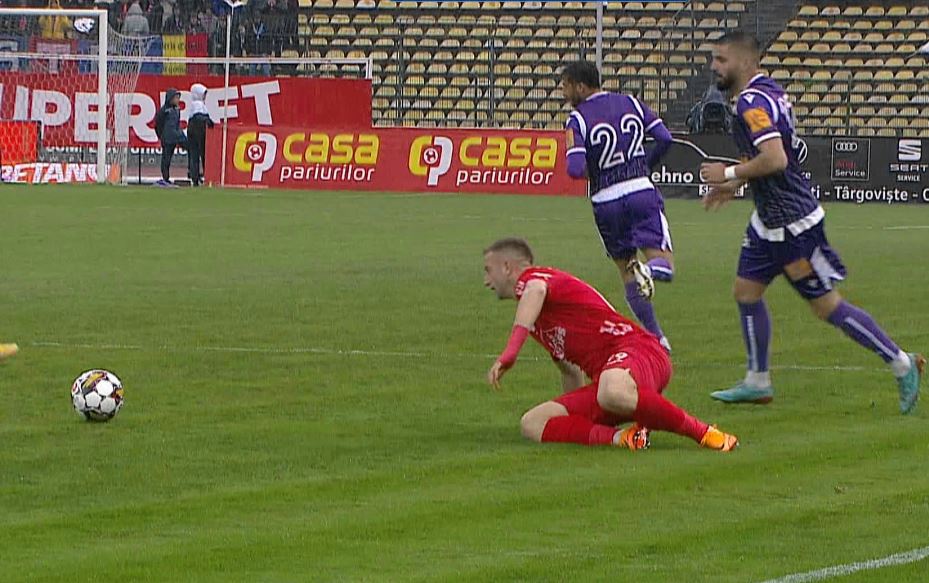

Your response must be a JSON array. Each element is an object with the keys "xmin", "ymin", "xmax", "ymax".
[
  {"xmin": 738, "ymin": 219, "xmax": 847, "ymax": 294},
  {"xmin": 592, "ymin": 190, "xmax": 673, "ymax": 260}
]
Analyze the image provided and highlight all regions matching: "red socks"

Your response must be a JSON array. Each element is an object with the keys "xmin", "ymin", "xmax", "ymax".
[
  {"xmin": 633, "ymin": 388, "xmax": 708, "ymax": 443},
  {"xmin": 540, "ymin": 416, "xmax": 618, "ymax": 446}
]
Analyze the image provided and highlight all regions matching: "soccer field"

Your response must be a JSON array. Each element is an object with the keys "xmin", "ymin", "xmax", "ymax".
[{"xmin": 1, "ymin": 186, "xmax": 927, "ymax": 582}]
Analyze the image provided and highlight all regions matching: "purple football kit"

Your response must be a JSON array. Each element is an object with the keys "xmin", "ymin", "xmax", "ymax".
[
  {"xmin": 565, "ymin": 92, "xmax": 674, "ymax": 262},
  {"xmin": 731, "ymin": 73, "xmax": 846, "ymax": 298}
]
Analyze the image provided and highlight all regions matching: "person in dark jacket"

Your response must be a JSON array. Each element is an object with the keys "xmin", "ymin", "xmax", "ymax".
[
  {"xmin": 153, "ymin": 88, "xmax": 187, "ymax": 186},
  {"xmin": 186, "ymin": 83, "xmax": 215, "ymax": 187}
]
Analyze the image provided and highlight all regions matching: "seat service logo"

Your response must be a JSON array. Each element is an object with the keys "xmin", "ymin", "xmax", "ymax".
[
  {"xmin": 233, "ymin": 132, "xmax": 278, "ymax": 181},
  {"xmin": 898, "ymin": 139, "xmax": 922, "ymax": 162}
]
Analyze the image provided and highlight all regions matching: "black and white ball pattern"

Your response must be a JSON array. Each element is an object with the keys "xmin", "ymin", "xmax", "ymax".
[{"xmin": 71, "ymin": 370, "xmax": 124, "ymax": 422}]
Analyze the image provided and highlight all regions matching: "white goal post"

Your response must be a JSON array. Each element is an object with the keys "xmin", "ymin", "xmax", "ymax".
[
  {"xmin": 0, "ymin": 6, "xmax": 374, "ymax": 186},
  {"xmin": 0, "ymin": 8, "xmax": 110, "ymax": 182}
]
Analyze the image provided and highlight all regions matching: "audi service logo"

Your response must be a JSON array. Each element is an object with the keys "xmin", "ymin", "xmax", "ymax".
[
  {"xmin": 898, "ymin": 139, "xmax": 922, "ymax": 162},
  {"xmin": 830, "ymin": 138, "xmax": 870, "ymax": 182},
  {"xmin": 833, "ymin": 141, "xmax": 859, "ymax": 153}
]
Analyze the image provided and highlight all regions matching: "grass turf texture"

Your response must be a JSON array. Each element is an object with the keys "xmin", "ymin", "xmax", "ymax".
[{"xmin": 1, "ymin": 185, "xmax": 927, "ymax": 582}]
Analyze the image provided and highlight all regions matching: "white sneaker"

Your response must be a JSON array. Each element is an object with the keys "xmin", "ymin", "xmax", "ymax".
[{"xmin": 627, "ymin": 259, "xmax": 655, "ymax": 300}]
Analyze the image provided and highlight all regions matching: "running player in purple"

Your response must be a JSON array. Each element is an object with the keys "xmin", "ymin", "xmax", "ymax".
[
  {"xmin": 562, "ymin": 61, "xmax": 675, "ymax": 352},
  {"xmin": 700, "ymin": 32, "xmax": 924, "ymax": 412}
]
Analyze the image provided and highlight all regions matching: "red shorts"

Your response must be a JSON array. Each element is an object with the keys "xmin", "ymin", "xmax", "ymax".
[{"xmin": 553, "ymin": 337, "xmax": 672, "ymax": 425}]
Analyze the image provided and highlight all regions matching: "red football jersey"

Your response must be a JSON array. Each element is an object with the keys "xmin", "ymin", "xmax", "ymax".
[{"xmin": 515, "ymin": 266, "xmax": 650, "ymax": 378}]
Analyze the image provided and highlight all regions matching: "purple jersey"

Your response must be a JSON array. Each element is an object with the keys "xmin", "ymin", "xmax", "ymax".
[
  {"xmin": 732, "ymin": 74, "xmax": 818, "ymax": 229},
  {"xmin": 565, "ymin": 92, "xmax": 667, "ymax": 199}
]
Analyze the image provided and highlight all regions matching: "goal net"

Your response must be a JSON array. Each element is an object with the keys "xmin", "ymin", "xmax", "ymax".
[{"xmin": 0, "ymin": 8, "xmax": 153, "ymax": 184}]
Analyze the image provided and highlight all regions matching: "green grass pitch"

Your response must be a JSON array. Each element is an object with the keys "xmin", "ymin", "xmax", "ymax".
[{"xmin": 1, "ymin": 185, "xmax": 927, "ymax": 582}]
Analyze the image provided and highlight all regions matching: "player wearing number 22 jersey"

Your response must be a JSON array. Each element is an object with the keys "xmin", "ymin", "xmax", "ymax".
[
  {"xmin": 561, "ymin": 61, "xmax": 674, "ymax": 353},
  {"xmin": 483, "ymin": 238, "xmax": 737, "ymax": 452},
  {"xmin": 701, "ymin": 32, "xmax": 923, "ymax": 411}
]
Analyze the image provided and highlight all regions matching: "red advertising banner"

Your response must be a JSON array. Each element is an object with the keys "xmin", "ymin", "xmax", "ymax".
[
  {"xmin": 1, "ymin": 162, "xmax": 104, "ymax": 184},
  {"xmin": 0, "ymin": 74, "xmax": 372, "ymax": 148},
  {"xmin": 185, "ymin": 33, "xmax": 209, "ymax": 77},
  {"xmin": 206, "ymin": 125, "xmax": 586, "ymax": 196},
  {"xmin": 0, "ymin": 120, "xmax": 39, "ymax": 164}
]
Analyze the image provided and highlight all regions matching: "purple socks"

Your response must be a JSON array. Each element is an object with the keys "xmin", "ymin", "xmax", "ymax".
[
  {"xmin": 739, "ymin": 300, "xmax": 772, "ymax": 386},
  {"xmin": 625, "ymin": 281, "xmax": 665, "ymax": 341},
  {"xmin": 827, "ymin": 301, "xmax": 906, "ymax": 368},
  {"xmin": 646, "ymin": 257, "xmax": 674, "ymax": 282}
]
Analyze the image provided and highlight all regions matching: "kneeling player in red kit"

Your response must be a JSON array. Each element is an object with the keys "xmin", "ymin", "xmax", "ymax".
[{"xmin": 483, "ymin": 238, "xmax": 738, "ymax": 451}]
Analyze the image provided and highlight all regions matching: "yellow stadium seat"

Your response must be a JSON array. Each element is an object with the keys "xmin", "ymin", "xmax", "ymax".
[
  {"xmin": 875, "ymin": 20, "xmax": 894, "ymax": 31},
  {"xmin": 810, "ymin": 43, "xmax": 831, "ymax": 55},
  {"xmin": 866, "ymin": 6, "xmax": 885, "ymax": 17},
  {"xmin": 810, "ymin": 19, "xmax": 829, "ymax": 29},
  {"xmin": 788, "ymin": 42, "xmax": 810, "ymax": 52},
  {"xmin": 887, "ymin": 5, "xmax": 908, "ymax": 17},
  {"xmin": 798, "ymin": 5, "xmax": 818, "ymax": 16},
  {"xmin": 843, "ymin": 6, "xmax": 863, "ymax": 17},
  {"xmin": 912, "ymin": 6, "xmax": 929, "ymax": 17},
  {"xmin": 897, "ymin": 19, "xmax": 916, "ymax": 30},
  {"xmin": 852, "ymin": 20, "xmax": 871, "ymax": 30}
]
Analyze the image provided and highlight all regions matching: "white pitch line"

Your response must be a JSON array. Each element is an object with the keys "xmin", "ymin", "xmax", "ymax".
[
  {"xmin": 28, "ymin": 341, "xmax": 884, "ymax": 372},
  {"xmin": 884, "ymin": 225, "xmax": 929, "ymax": 231},
  {"xmin": 759, "ymin": 544, "xmax": 929, "ymax": 583}
]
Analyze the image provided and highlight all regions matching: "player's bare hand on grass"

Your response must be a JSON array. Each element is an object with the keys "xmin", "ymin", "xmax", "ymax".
[
  {"xmin": 487, "ymin": 360, "xmax": 511, "ymax": 390},
  {"xmin": 703, "ymin": 185, "xmax": 737, "ymax": 211}
]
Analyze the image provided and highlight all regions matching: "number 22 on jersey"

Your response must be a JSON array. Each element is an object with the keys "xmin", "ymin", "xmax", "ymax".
[{"xmin": 588, "ymin": 114, "xmax": 646, "ymax": 170}]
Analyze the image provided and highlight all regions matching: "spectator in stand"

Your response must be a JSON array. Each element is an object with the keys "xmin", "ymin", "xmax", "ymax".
[
  {"xmin": 246, "ymin": 15, "xmax": 271, "ymax": 77},
  {"xmin": 39, "ymin": 0, "xmax": 72, "ymax": 39},
  {"xmin": 122, "ymin": 1, "xmax": 150, "ymax": 35},
  {"xmin": 160, "ymin": 0, "xmax": 180, "ymax": 34},
  {"xmin": 93, "ymin": 0, "xmax": 122, "ymax": 31},
  {"xmin": 149, "ymin": 0, "xmax": 163, "ymax": 33}
]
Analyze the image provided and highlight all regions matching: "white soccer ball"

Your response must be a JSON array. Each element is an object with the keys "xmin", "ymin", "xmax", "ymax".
[{"xmin": 71, "ymin": 370, "xmax": 124, "ymax": 422}]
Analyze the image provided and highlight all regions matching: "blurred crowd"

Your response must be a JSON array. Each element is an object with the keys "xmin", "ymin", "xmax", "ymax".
[{"xmin": 12, "ymin": 0, "xmax": 301, "ymax": 63}]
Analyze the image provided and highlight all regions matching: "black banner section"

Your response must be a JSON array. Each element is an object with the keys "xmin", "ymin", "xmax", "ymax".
[{"xmin": 652, "ymin": 135, "xmax": 929, "ymax": 204}]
